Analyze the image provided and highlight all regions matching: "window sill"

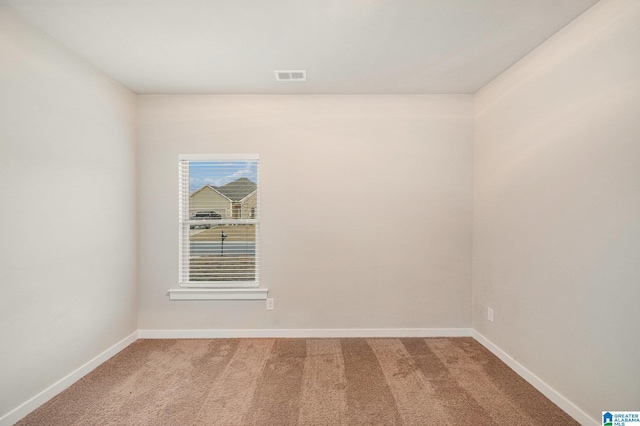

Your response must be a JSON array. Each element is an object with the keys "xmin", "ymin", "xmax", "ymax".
[{"xmin": 167, "ymin": 288, "xmax": 268, "ymax": 300}]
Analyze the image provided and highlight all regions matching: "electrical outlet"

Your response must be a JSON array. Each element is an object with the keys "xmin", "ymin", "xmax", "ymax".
[
  {"xmin": 266, "ymin": 298, "xmax": 274, "ymax": 311},
  {"xmin": 488, "ymin": 307, "xmax": 494, "ymax": 322}
]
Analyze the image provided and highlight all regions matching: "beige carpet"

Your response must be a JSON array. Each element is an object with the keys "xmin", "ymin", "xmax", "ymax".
[{"xmin": 17, "ymin": 338, "xmax": 578, "ymax": 425}]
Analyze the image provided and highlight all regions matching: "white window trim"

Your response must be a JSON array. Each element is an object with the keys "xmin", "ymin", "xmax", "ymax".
[
  {"xmin": 169, "ymin": 154, "xmax": 267, "ymax": 300},
  {"xmin": 167, "ymin": 288, "xmax": 268, "ymax": 300}
]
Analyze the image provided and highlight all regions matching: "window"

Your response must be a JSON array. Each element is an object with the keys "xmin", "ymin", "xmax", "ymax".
[{"xmin": 173, "ymin": 154, "xmax": 264, "ymax": 299}]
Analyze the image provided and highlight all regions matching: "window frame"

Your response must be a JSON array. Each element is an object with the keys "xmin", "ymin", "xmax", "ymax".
[{"xmin": 178, "ymin": 153, "xmax": 260, "ymax": 290}]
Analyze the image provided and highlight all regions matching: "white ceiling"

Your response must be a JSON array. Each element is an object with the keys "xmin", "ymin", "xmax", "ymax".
[{"xmin": 1, "ymin": 0, "xmax": 599, "ymax": 94}]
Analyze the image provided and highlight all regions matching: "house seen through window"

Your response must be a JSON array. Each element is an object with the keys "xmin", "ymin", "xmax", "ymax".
[{"xmin": 179, "ymin": 154, "xmax": 259, "ymax": 287}]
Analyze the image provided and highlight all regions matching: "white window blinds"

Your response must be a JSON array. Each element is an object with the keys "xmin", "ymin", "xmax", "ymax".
[{"xmin": 179, "ymin": 154, "xmax": 259, "ymax": 287}]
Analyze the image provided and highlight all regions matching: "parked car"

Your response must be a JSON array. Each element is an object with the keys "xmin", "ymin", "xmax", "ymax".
[{"xmin": 190, "ymin": 211, "xmax": 221, "ymax": 229}]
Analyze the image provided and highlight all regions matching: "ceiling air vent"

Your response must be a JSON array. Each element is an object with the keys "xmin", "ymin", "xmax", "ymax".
[{"xmin": 274, "ymin": 70, "xmax": 307, "ymax": 81}]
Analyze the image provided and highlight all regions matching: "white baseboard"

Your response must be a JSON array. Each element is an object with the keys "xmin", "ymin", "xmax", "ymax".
[
  {"xmin": 471, "ymin": 330, "xmax": 598, "ymax": 426},
  {"xmin": 138, "ymin": 328, "xmax": 472, "ymax": 339},
  {"xmin": 0, "ymin": 330, "xmax": 138, "ymax": 426}
]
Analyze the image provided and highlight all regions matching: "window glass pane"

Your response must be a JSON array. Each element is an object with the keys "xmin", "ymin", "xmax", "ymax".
[
  {"xmin": 180, "ymin": 157, "xmax": 259, "ymax": 285},
  {"xmin": 189, "ymin": 224, "xmax": 256, "ymax": 282},
  {"xmin": 189, "ymin": 161, "xmax": 258, "ymax": 219}
]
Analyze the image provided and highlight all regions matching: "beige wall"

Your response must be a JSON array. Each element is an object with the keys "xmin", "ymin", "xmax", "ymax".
[
  {"xmin": 0, "ymin": 7, "xmax": 137, "ymax": 420},
  {"xmin": 137, "ymin": 95, "xmax": 473, "ymax": 330},
  {"xmin": 473, "ymin": 0, "xmax": 640, "ymax": 421}
]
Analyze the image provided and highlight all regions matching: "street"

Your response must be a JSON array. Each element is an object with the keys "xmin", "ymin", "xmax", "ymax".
[{"xmin": 190, "ymin": 241, "xmax": 255, "ymax": 256}]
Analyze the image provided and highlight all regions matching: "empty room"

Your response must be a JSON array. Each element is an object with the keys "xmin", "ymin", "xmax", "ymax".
[{"xmin": 1, "ymin": 0, "xmax": 638, "ymax": 425}]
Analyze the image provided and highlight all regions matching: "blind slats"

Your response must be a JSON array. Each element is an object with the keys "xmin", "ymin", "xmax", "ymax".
[{"xmin": 179, "ymin": 156, "xmax": 259, "ymax": 285}]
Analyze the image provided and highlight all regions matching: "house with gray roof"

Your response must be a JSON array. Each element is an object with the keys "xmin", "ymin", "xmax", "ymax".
[{"xmin": 190, "ymin": 177, "xmax": 257, "ymax": 219}]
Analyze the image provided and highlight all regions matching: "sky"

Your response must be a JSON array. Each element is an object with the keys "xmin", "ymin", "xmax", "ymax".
[{"xmin": 189, "ymin": 161, "xmax": 258, "ymax": 194}]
